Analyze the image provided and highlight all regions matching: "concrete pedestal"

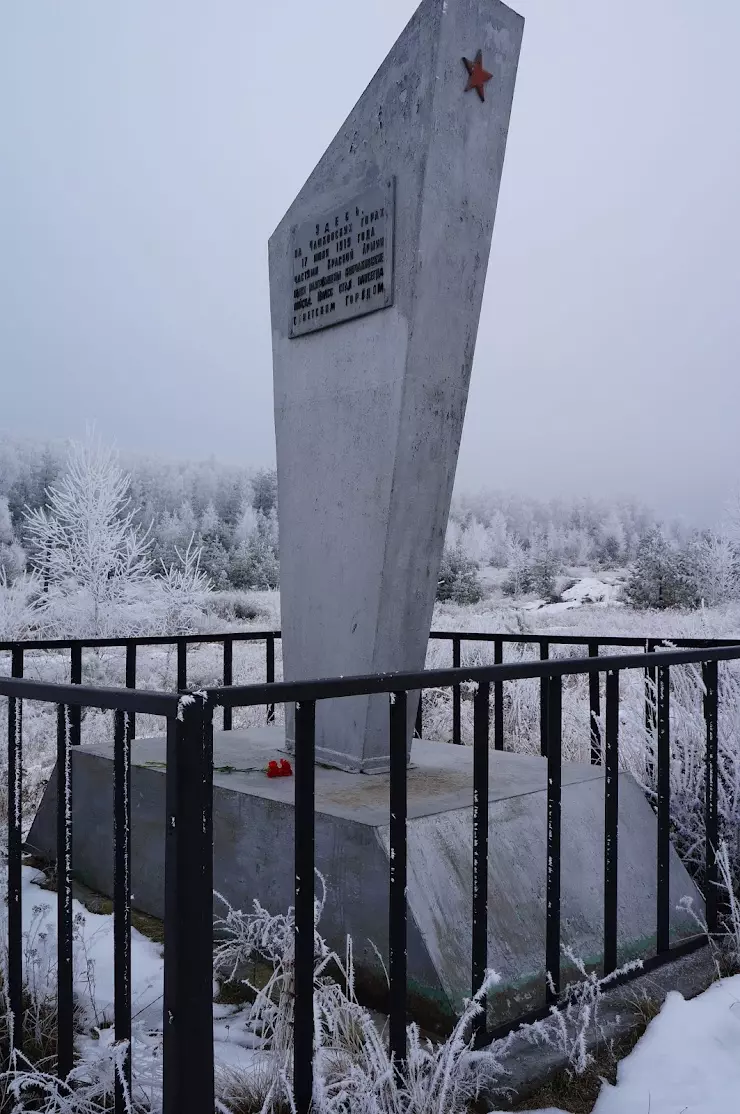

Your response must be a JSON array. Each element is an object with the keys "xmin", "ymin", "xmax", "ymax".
[{"xmin": 28, "ymin": 729, "xmax": 702, "ymax": 1030}]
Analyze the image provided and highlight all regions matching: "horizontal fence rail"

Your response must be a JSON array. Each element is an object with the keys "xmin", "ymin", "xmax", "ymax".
[
  {"xmin": 5, "ymin": 627, "xmax": 739, "ymax": 750},
  {"xmin": 2, "ymin": 634, "xmax": 739, "ymax": 1112}
]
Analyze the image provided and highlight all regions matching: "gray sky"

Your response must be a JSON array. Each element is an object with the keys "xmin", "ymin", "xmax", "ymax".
[{"xmin": 1, "ymin": 1, "xmax": 739, "ymax": 524}]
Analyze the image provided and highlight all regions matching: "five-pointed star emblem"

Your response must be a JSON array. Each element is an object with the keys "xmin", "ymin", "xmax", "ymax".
[{"xmin": 462, "ymin": 50, "xmax": 493, "ymax": 102}]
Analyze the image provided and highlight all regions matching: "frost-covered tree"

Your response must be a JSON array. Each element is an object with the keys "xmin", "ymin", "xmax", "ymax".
[
  {"xmin": 437, "ymin": 545, "xmax": 483, "ymax": 605},
  {"xmin": 229, "ymin": 511, "xmax": 280, "ymax": 590},
  {"xmin": 251, "ymin": 468, "xmax": 278, "ymax": 517},
  {"xmin": 487, "ymin": 509, "xmax": 509, "ymax": 567},
  {"xmin": 0, "ymin": 496, "xmax": 26, "ymax": 582},
  {"xmin": 684, "ymin": 531, "xmax": 739, "ymax": 607},
  {"xmin": 23, "ymin": 437, "xmax": 153, "ymax": 635},
  {"xmin": 625, "ymin": 527, "xmax": 698, "ymax": 610}
]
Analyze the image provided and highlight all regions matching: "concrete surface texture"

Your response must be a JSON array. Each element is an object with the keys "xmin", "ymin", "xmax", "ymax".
[
  {"xmin": 269, "ymin": 0, "xmax": 524, "ymax": 771},
  {"xmin": 28, "ymin": 727, "xmax": 703, "ymax": 1030}
]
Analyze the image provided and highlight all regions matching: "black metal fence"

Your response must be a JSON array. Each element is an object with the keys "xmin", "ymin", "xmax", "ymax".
[
  {"xmin": 1, "ymin": 634, "xmax": 737, "ymax": 1112},
  {"xmin": 4, "ymin": 626, "xmax": 740, "ymax": 752}
]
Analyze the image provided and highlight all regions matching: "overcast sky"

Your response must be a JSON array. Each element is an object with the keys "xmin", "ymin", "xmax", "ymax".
[{"xmin": 1, "ymin": 1, "xmax": 739, "ymax": 524}]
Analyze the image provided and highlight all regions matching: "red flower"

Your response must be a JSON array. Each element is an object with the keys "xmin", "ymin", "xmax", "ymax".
[{"xmin": 266, "ymin": 758, "xmax": 293, "ymax": 778}]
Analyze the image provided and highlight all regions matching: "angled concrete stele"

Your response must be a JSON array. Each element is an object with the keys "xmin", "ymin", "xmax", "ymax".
[{"xmin": 269, "ymin": 0, "xmax": 524, "ymax": 771}]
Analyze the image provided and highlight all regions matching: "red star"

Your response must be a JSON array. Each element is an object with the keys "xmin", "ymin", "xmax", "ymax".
[{"xmin": 462, "ymin": 50, "xmax": 493, "ymax": 102}]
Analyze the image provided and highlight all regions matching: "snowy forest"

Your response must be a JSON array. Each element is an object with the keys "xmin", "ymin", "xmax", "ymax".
[
  {"xmin": 2, "ymin": 431, "xmax": 740, "ymax": 1114},
  {"xmin": 2, "ymin": 432, "xmax": 740, "ymax": 639}
]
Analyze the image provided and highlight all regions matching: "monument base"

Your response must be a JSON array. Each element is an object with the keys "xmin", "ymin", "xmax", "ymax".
[{"xmin": 27, "ymin": 728, "xmax": 702, "ymax": 1031}]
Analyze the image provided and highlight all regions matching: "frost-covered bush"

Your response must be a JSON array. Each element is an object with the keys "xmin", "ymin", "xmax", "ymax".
[
  {"xmin": 0, "ymin": 571, "xmax": 43, "ymax": 642},
  {"xmin": 214, "ymin": 880, "xmax": 510, "ymax": 1114}
]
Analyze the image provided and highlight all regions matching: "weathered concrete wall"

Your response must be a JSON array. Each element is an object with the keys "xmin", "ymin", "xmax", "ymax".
[
  {"xmin": 269, "ymin": 0, "xmax": 524, "ymax": 770},
  {"xmin": 28, "ymin": 729, "xmax": 703, "ymax": 1030}
]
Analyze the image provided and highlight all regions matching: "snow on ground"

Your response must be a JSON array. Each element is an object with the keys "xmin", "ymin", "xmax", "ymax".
[
  {"xmin": 20, "ymin": 867, "xmax": 261, "ymax": 1075},
  {"xmin": 521, "ymin": 574, "xmax": 626, "ymax": 614},
  {"xmin": 491, "ymin": 975, "xmax": 740, "ymax": 1114},
  {"xmin": 590, "ymin": 976, "xmax": 740, "ymax": 1114},
  {"xmin": 20, "ymin": 869, "xmax": 740, "ymax": 1112}
]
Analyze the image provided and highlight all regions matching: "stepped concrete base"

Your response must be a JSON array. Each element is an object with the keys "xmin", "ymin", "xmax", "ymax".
[{"xmin": 27, "ymin": 728, "xmax": 703, "ymax": 1030}]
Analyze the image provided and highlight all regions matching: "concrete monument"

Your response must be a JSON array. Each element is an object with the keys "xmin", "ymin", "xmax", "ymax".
[
  {"xmin": 28, "ymin": 0, "xmax": 706, "ymax": 1031},
  {"xmin": 270, "ymin": 0, "xmax": 524, "ymax": 771}
]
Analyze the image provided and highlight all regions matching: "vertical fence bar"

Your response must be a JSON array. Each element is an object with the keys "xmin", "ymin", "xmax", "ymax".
[
  {"xmin": 703, "ymin": 659, "xmax": 719, "ymax": 935},
  {"xmin": 176, "ymin": 640, "xmax": 187, "ymax": 692},
  {"xmin": 540, "ymin": 641, "xmax": 550, "ymax": 757},
  {"xmin": 56, "ymin": 703, "xmax": 74, "ymax": 1078},
  {"xmin": 294, "ymin": 699, "xmax": 316, "ymax": 1114},
  {"xmin": 452, "ymin": 637, "xmax": 462, "ymax": 745},
  {"xmin": 69, "ymin": 642, "xmax": 82, "ymax": 747},
  {"xmin": 266, "ymin": 634, "xmax": 276, "ymax": 724},
  {"xmin": 472, "ymin": 682, "xmax": 490, "ymax": 1042},
  {"xmin": 162, "ymin": 699, "xmax": 214, "ymax": 1114},
  {"xmin": 113, "ymin": 710, "xmax": 132, "ymax": 1114},
  {"xmin": 125, "ymin": 642, "xmax": 137, "ymax": 742},
  {"xmin": 545, "ymin": 674, "xmax": 562, "ymax": 1003},
  {"xmin": 223, "ymin": 638, "xmax": 233, "ymax": 731},
  {"xmin": 603, "ymin": 670, "xmax": 619, "ymax": 976},
  {"xmin": 656, "ymin": 665, "xmax": 671, "ymax": 955},
  {"xmin": 7, "ymin": 692, "xmax": 23, "ymax": 1053},
  {"xmin": 494, "ymin": 638, "xmax": 504, "ymax": 752},
  {"xmin": 414, "ymin": 694, "xmax": 423, "ymax": 739},
  {"xmin": 389, "ymin": 690, "xmax": 408, "ymax": 1068},
  {"xmin": 645, "ymin": 641, "xmax": 657, "ymax": 783},
  {"xmin": 589, "ymin": 643, "xmax": 601, "ymax": 765}
]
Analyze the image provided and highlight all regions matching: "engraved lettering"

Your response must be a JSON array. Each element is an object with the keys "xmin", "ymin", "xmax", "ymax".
[{"xmin": 291, "ymin": 183, "xmax": 393, "ymax": 336}]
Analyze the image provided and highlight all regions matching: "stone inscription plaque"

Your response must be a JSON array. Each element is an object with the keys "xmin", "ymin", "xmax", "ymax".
[{"xmin": 290, "ymin": 180, "xmax": 394, "ymax": 338}]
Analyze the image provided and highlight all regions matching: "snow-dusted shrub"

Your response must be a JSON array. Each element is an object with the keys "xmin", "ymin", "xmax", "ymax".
[
  {"xmin": 0, "ymin": 570, "xmax": 43, "ymax": 642},
  {"xmin": 214, "ymin": 881, "xmax": 510, "ymax": 1114},
  {"xmin": 155, "ymin": 538, "xmax": 212, "ymax": 635},
  {"xmin": 519, "ymin": 950, "xmax": 642, "ymax": 1077}
]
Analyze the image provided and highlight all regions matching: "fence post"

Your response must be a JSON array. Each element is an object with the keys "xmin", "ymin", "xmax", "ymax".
[
  {"xmin": 70, "ymin": 642, "xmax": 82, "ymax": 747},
  {"xmin": 703, "ymin": 659, "xmax": 719, "ymax": 935},
  {"xmin": 539, "ymin": 641, "xmax": 550, "ymax": 757},
  {"xmin": 176, "ymin": 640, "xmax": 187, "ymax": 692},
  {"xmin": 7, "ymin": 688, "xmax": 23, "ymax": 1054},
  {"xmin": 472, "ymin": 682, "xmax": 490, "ymax": 1043},
  {"xmin": 645, "ymin": 641, "xmax": 657, "ymax": 783},
  {"xmin": 57, "ymin": 704, "xmax": 74, "ymax": 1078},
  {"xmin": 266, "ymin": 634, "xmax": 276, "ymax": 724},
  {"xmin": 656, "ymin": 665, "xmax": 671, "ymax": 955},
  {"xmin": 162, "ymin": 697, "xmax": 214, "ymax": 1114},
  {"xmin": 545, "ymin": 674, "xmax": 562, "ymax": 1003},
  {"xmin": 113, "ymin": 710, "xmax": 133, "ymax": 1113},
  {"xmin": 294, "ymin": 699, "xmax": 316, "ymax": 1114},
  {"xmin": 588, "ymin": 643, "xmax": 601, "ymax": 765},
  {"xmin": 452, "ymin": 636, "xmax": 462, "ymax": 745},
  {"xmin": 125, "ymin": 642, "xmax": 137, "ymax": 741},
  {"xmin": 603, "ymin": 670, "xmax": 619, "ymax": 975},
  {"xmin": 494, "ymin": 637, "xmax": 504, "ymax": 751},
  {"xmin": 223, "ymin": 638, "xmax": 233, "ymax": 731},
  {"xmin": 389, "ymin": 691, "xmax": 408, "ymax": 1068}
]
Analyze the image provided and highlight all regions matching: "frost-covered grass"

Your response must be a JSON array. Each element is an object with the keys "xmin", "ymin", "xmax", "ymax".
[
  {"xmin": 3, "ymin": 861, "xmax": 737, "ymax": 1114},
  {"xmin": 2, "ymin": 579, "xmax": 740, "ymax": 1110}
]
